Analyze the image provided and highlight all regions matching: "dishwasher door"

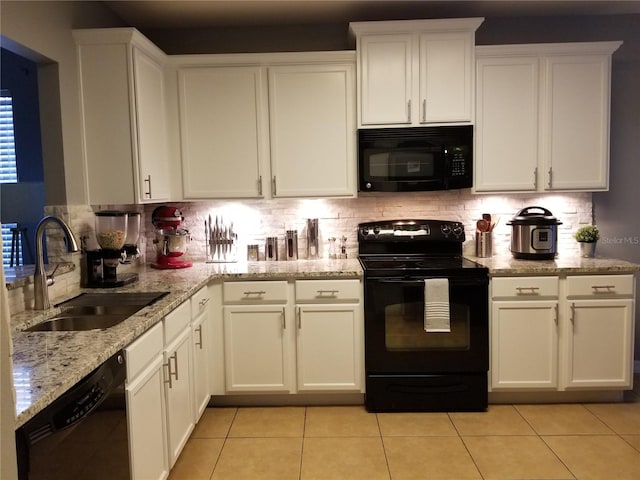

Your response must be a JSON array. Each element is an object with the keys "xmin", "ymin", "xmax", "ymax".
[{"xmin": 16, "ymin": 352, "xmax": 130, "ymax": 480}]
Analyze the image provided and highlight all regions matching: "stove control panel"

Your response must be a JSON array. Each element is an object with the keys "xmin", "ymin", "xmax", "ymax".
[{"xmin": 358, "ymin": 219, "xmax": 466, "ymax": 242}]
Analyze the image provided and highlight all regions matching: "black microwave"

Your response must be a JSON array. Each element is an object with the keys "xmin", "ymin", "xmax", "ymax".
[{"xmin": 358, "ymin": 125, "xmax": 473, "ymax": 192}]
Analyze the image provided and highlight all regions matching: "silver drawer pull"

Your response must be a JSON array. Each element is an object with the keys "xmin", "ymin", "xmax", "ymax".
[
  {"xmin": 199, "ymin": 297, "xmax": 210, "ymax": 307},
  {"xmin": 591, "ymin": 285, "xmax": 616, "ymax": 292},
  {"xmin": 516, "ymin": 287, "xmax": 540, "ymax": 295},
  {"xmin": 243, "ymin": 290, "xmax": 266, "ymax": 296},
  {"xmin": 316, "ymin": 289, "xmax": 339, "ymax": 296}
]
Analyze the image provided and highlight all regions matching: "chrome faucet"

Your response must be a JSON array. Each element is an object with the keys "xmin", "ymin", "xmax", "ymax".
[{"xmin": 33, "ymin": 215, "xmax": 80, "ymax": 310}]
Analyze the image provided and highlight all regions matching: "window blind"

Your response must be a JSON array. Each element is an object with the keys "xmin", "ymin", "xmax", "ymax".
[{"xmin": 1, "ymin": 90, "xmax": 20, "ymax": 267}]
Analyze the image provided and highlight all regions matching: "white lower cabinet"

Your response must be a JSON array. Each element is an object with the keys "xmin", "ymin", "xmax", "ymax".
[
  {"xmin": 224, "ymin": 305, "xmax": 291, "ymax": 392},
  {"xmin": 191, "ymin": 286, "xmax": 212, "ymax": 420},
  {"xmin": 295, "ymin": 279, "xmax": 363, "ymax": 392},
  {"xmin": 561, "ymin": 275, "xmax": 635, "ymax": 389},
  {"xmin": 221, "ymin": 279, "xmax": 363, "ymax": 394},
  {"xmin": 125, "ymin": 322, "xmax": 169, "ymax": 480},
  {"xmin": 163, "ymin": 300, "xmax": 194, "ymax": 467},
  {"xmin": 223, "ymin": 281, "xmax": 290, "ymax": 392},
  {"xmin": 491, "ymin": 300, "xmax": 559, "ymax": 389},
  {"xmin": 490, "ymin": 274, "xmax": 636, "ymax": 392}
]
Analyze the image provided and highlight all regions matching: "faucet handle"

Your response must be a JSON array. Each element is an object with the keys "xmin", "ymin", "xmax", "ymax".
[{"xmin": 46, "ymin": 263, "xmax": 61, "ymax": 286}]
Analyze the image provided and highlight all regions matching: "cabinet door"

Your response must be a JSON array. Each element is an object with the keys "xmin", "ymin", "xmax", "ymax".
[
  {"xmin": 268, "ymin": 64, "xmax": 355, "ymax": 197},
  {"xmin": 132, "ymin": 47, "xmax": 170, "ymax": 202},
  {"xmin": 419, "ymin": 32, "xmax": 473, "ymax": 123},
  {"xmin": 164, "ymin": 328, "xmax": 194, "ymax": 467},
  {"xmin": 358, "ymin": 34, "xmax": 413, "ymax": 125},
  {"xmin": 491, "ymin": 300, "xmax": 559, "ymax": 390},
  {"xmin": 475, "ymin": 56, "xmax": 540, "ymax": 192},
  {"xmin": 126, "ymin": 354, "xmax": 169, "ymax": 480},
  {"xmin": 191, "ymin": 309, "xmax": 210, "ymax": 421},
  {"xmin": 543, "ymin": 54, "xmax": 611, "ymax": 191},
  {"xmin": 562, "ymin": 299, "xmax": 634, "ymax": 389},
  {"xmin": 179, "ymin": 67, "xmax": 266, "ymax": 198},
  {"xmin": 223, "ymin": 305, "xmax": 291, "ymax": 392},
  {"xmin": 296, "ymin": 305, "xmax": 363, "ymax": 392}
]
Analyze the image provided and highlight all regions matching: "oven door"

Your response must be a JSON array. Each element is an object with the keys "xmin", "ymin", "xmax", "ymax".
[{"xmin": 364, "ymin": 274, "xmax": 488, "ymax": 374}]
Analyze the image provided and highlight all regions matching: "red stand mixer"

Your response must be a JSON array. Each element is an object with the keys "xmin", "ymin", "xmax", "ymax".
[{"xmin": 151, "ymin": 206, "xmax": 192, "ymax": 269}]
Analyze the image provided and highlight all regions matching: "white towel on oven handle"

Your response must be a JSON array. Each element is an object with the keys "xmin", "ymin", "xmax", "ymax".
[{"xmin": 424, "ymin": 278, "xmax": 451, "ymax": 332}]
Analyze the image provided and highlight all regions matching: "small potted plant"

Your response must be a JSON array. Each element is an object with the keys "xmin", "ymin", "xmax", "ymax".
[{"xmin": 574, "ymin": 225, "xmax": 600, "ymax": 258}]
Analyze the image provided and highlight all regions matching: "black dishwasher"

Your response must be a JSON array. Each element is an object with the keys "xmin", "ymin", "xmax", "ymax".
[{"xmin": 16, "ymin": 351, "xmax": 130, "ymax": 480}]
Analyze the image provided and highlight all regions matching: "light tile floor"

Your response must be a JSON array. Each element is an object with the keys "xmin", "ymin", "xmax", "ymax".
[{"xmin": 169, "ymin": 387, "xmax": 640, "ymax": 480}]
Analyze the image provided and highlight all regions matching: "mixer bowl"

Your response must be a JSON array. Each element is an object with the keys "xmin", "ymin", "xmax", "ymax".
[{"xmin": 154, "ymin": 228, "xmax": 190, "ymax": 257}]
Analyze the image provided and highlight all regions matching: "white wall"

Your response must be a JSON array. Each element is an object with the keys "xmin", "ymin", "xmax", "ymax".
[{"xmin": 0, "ymin": 0, "xmax": 124, "ymax": 205}]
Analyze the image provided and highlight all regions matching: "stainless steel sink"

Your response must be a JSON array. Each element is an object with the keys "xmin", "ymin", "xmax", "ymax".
[
  {"xmin": 26, "ymin": 314, "xmax": 134, "ymax": 332},
  {"xmin": 25, "ymin": 291, "xmax": 169, "ymax": 332}
]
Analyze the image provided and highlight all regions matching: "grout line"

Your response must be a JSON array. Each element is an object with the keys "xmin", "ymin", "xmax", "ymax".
[
  {"xmin": 374, "ymin": 413, "xmax": 393, "ymax": 480},
  {"xmin": 448, "ymin": 412, "xmax": 487, "ymax": 480}
]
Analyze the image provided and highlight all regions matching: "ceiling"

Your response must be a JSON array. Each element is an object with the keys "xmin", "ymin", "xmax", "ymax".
[{"xmin": 103, "ymin": 1, "xmax": 640, "ymax": 28}]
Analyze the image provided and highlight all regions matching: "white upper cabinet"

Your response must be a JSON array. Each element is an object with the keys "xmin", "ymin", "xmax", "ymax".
[
  {"xmin": 350, "ymin": 18, "xmax": 484, "ymax": 127},
  {"xmin": 178, "ymin": 66, "xmax": 266, "ymax": 198},
  {"xmin": 474, "ymin": 42, "xmax": 621, "ymax": 193},
  {"xmin": 176, "ymin": 52, "xmax": 356, "ymax": 199},
  {"xmin": 268, "ymin": 63, "xmax": 355, "ymax": 197},
  {"xmin": 74, "ymin": 28, "xmax": 171, "ymax": 204}
]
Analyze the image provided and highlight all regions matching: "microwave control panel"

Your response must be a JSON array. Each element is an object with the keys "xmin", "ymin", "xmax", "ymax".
[{"xmin": 446, "ymin": 146, "xmax": 469, "ymax": 177}]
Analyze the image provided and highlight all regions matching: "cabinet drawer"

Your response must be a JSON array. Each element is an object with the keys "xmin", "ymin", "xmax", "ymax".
[
  {"xmin": 492, "ymin": 276, "xmax": 559, "ymax": 298},
  {"xmin": 164, "ymin": 300, "xmax": 191, "ymax": 345},
  {"xmin": 223, "ymin": 281, "xmax": 288, "ymax": 304},
  {"xmin": 125, "ymin": 321, "xmax": 163, "ymax": 380},
  {"xmin": 566, "ymin": 275, "xmax": 634, "ymax": 297},
  {"xmin": 295, "ymin": 279, "xmax": 361, "ymax": 303},
  {"xmin": 191, "ymin": 285, "xmax": 210, "ymax": 318}
]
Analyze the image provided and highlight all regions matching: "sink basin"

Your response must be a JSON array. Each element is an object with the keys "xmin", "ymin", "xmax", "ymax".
[
  {"xmin": 25, "ymin": 291, "xmax": 169, "ymax": 332},
  {"xmin": 26, "ymin": 314, "xmax": 133, "ymax": 332}
]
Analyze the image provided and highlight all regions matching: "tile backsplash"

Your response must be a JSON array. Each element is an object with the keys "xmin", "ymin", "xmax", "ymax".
[
  {"xmin": 147, "ymin": 190, "xmax": 592, "ymax": 261},
  {"xmin": 6, "ymin": 191, "xmax": 592, "ymax": 313}
]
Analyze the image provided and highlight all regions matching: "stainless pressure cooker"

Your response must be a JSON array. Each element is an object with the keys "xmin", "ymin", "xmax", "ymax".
[{"xmin": 507, "ymin": 206, "xmax": 562, "ymax": 260}]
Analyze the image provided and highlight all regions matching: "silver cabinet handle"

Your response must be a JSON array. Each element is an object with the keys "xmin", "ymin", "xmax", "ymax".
[
  {"xmin": 407, "ymin": 99, "xmax": 411, "ymax": 122},
  {"xmin": 592, "ymin": 285, "xmax": 616, "ymax": 293},
  {"xmin": 281, "ymin": 307, "xmax": 286, "ymax": 330},
  {"xmin": 272, "ymin": 176, "xmax": 277, "ymax": 196},
  {"xmin": 163, "ymin": 360, "xmax": 172, "ymax": 388},
  {"xmin": 548, "ymin": 167, "xmax": 553, "ymax": 189},
  {"xmin": 570, "ymin": 302, "xmax": 576, "ymax": 324},
  {"xmin": 533, "ymin": 167, "xmax": 538, "ymax": 189},
  {"xmin": 199, "ymin": 297, "xmax": 210, "ymax": 307},
  {"xmin": 316, "ymin": 289, "xmax": 339, "ymax": 297},
  {"xmin": 144, "ymin": 175, "xmax": 152, "ymax": 198},
  {"xmin": 195, "ymin": 325, "xmax": 203, "ymax": 349},
  {"xmin": 554, "ymin": 304, "xmax": 558, "ymax": 325},
  {"xmin": 243, "ymin": 290, "xmax": 266, "ymax": 296},
  {"xmin": 516, "ymin": 287, "xmax": 540, "ymax": 295},
  {"xmin": 422, "ymin": 99, "xmax": 426, "ymax": 122},
  {"xmin": 171, "ymin": 352, "xmax": 179, "ymax": 381},
  {"xmin": 297, "ymin": 307, "xmax": 301, "ymax": 329},
  {"xmin": 258, "ymin": 176, "xmax": 263, "ymax": 196}
]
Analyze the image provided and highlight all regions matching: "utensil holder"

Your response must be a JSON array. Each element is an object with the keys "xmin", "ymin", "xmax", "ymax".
[
  {"xmin": 247, "ymin": 244, "xmax": 259, "ymax": 261},
  {"xmin": 476, "ymin": 232, "xmax": 493, "ymax": 258},
  {"xmin": 285, "ymin": 230, "xmax": 298, "ymax": 260},
  {"xmin": 266, "ymin": 237, "xmax": 278, "ymax": 261},
  {"xmin": 306, "ymin": 219, "xmax": 319, "ymax": 259}
]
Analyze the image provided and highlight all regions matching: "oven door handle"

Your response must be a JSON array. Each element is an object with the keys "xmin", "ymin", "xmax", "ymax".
[
  {"xmin": 371, "ymin": 278, "xmax": 426, "ymax": 285},
  {"xmin": 369, "ymin": 277, "xmax": 488, "ymax": 287}
]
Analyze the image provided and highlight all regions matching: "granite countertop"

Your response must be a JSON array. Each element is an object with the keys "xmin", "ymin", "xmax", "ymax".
[
  {"xmin": 470, "ymin": 253, "xmax": 640, "ymax": 275},
  {"xmin": 11, "ymin": 258, "xmax": 362, "ymax": 428},
  {"xmin": 11, "ymin": 254, "xmax": 640, "ymax": 428}
]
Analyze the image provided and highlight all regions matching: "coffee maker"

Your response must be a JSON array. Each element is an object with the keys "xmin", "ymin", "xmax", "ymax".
[
  {"xmin": 83, "ymin": 211, "xmax": 139, "ymax": 288},
  {"xmin": 151, "ymin": 206, "xmax": 192, "ymax": 269}
]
